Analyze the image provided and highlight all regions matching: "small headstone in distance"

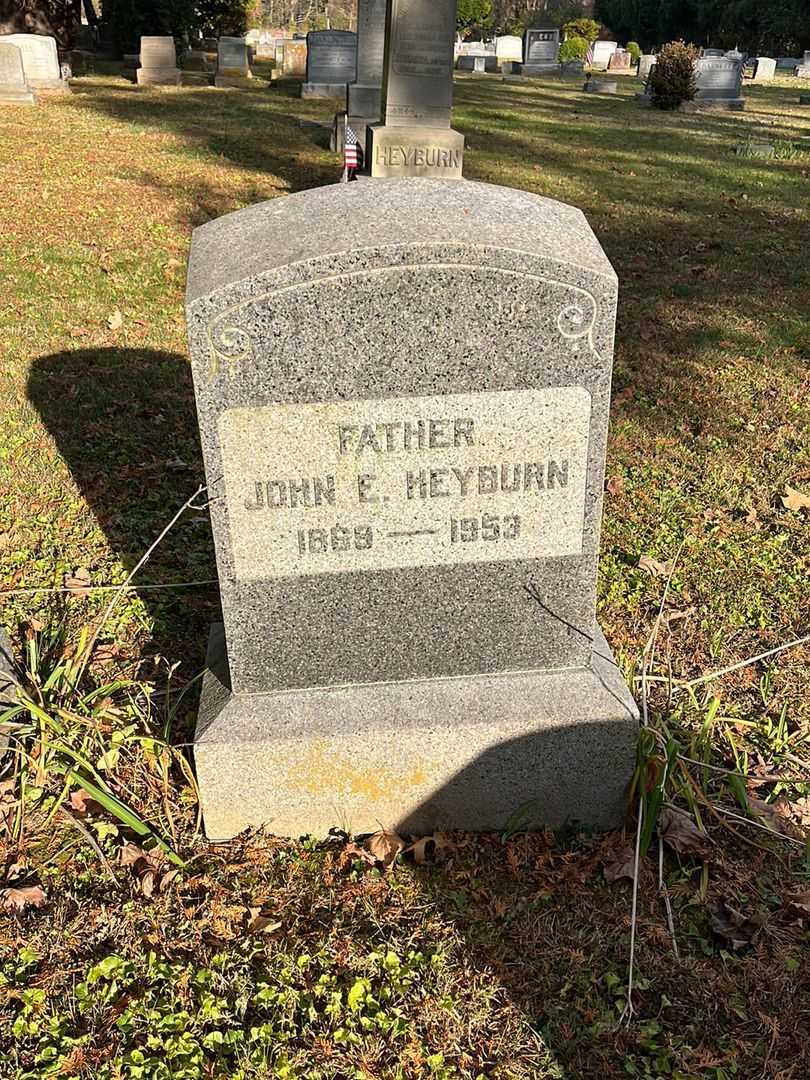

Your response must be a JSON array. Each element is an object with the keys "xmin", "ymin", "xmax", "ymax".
[
  {"xmin": 137, "ymin": 36, "xmax": 181, "ymax": 86},
  {"xmin": 4, "ymin": 33, "xmax": 68, "ymax": 91},
  {"xmin": 799, "ymin": 93, "xmax": 810, "ymax": 104},
  {"xmin": 185, "ymin": 178, "xmax": 638, "ymax": 840},
  {"xmin": 522, "ymin": 28, "xmax": 560, "ymax": 75},
  {"xmin": 693, "ymin": 56, "xmax": 744, "ymax": 109},
  {"xmin": 0, "ymin": 42, "xmax": 36, "ymax": 104},
  {"xmin": 751, "ymin": 57, "xmax": 776, "ymax": 82},
  {"xmin": 735, "ymin": 141, "xmax": 774, "ymax": 158},
  {"xmin": 215, "ymin": 37, "xmax": 253, "ymax": 87},
  {"xmin": 638, "ymin": 54, "xmax": 656, "ymax": 79},
  {"xmin": 589, "ymin": 40, "xmax": 617, "ymax": 70},
  {"xmin": 495, "ymin": 35, "xmax": 523, "ymax": 66},
  {"xmin": 302, "ymin": 29, "xmax": 357, "ymax": 98},
  {"xmin": 584, "ymin": 77, "xmax": 618, "ymax": 94}
]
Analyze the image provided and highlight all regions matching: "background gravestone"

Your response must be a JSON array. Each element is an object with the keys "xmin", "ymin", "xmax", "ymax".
[
  {"xmin": 694, "ymin": 56, "xmax": 744, "ymax": 108},
  {"xmin": 752, "ymin": 57, "xmax": 776, "ymax": 82},
  {"xmin": 607, "ymin": 48, "xmax": 632, "ymax": 71},
  {"xmin": 496, "ymin": 35, "xmax": 523, "ymax": 66},
  {"xmin": 273, "ymin": 39, "xmax": 307, "ymax": 79},
  {"xmin": 215, "ymin": 37, "xmax": 253, "ymax": 88},
  {"xmin": 137, "ymin": 36, "xmax": 181, "ymax": 86},
  {"xmin": 590, "ymin": 40, "xmax": 617, "ymax": 70},
  {"xmin": 347, "ymin": 0, "xmax": 385, "ymax": 120},
  {"xmin": 522, "ymin": 28, "xmax": 559, "ymax": 75},
  {"xmin": 366, "ymin": 0, "xmax": 463, "ymax": 177},
  {"xmin": 638, "ymin": 53, "xmax": 656, "ymax": 79},
  {"xmin": 4, "ymin": 34, "xmax": 67, "ymax": 91},
  {"xmin": 0, "ymin": 42, "xmax": 36, "ymax": 104},
  {"xmin": 302, "ymin": 29, "xmax": 357, "ymax": 99},
  {"xmin": 186, "ymin": 177, "xmax": 638, "ymax": 840}
]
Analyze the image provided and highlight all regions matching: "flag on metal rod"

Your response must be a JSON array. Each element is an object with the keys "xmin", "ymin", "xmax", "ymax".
[
  {"xmin": 585, "ymin": 43, "xmax": 594, "ymax": 67},
  {"xmin": 344, "ymin": 122, "xmax": 359, "ymax": 170}
]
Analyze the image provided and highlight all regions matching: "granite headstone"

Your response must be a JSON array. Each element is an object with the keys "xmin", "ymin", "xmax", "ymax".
[
  {"xmin": 186, "ymin": 177, "xmax": 638, "ymax": 840},
  {"xmin": 0, "ymin": 42, "xmax": 36, "ymax": 104},
  {"xmin": 522, "ymin": 28, "xmax": 559, "ymax": 75},
  {"xmin": 694, "ymin": 56, "xmax": 744, "ymax": 108},
  {"xmin": 607, "ymin": 48, "xmax": 632, "ymax": 71},
  {"xmin": 3, "ymin": 33, "xmax": 67, "ymax": 91},
  {"xmin": 366, "ymin": 0, "xmax": 463, "ymax": 178},
  {"xmin": 302, "ymin": 30, "xmax": 356, "ymax": 99},
  {"xmin": 137, "ymin": 35, "xmax": 181, "ymax": 86},
  {"xmin": 215, "ymin": 36, "xmax": 253, "ymax": 87},
  {"xmin": 752, "ymin": 57, "xmax": 776, "ymax": 82},
  {"xmin": 638, "ymin": 54, "xmax": 656, "ymax": 79},
  {"xmin": 496, "ymin": 35, "xmax": 523, "ymax": 65},
  {"xmin": 589, "ymin": 40, "xmax": 617, "ymax": 70}
]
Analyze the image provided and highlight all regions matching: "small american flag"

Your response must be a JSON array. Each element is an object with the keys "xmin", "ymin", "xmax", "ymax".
[
  {"xmin": 344, "ymin": 122, "xmax": 359, "ymax": 170},
  {"xmin": 585, "ymin": 43, "xmax": 594, "ymax": 66}
]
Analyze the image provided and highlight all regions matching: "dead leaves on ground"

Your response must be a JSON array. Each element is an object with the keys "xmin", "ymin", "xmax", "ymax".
[
  {"xmin": 339, "ymin": 829, "xmax": 456, "ymax": 873},
  {"xmin": 781, "ymin": 485, "xmax": 810, "ymax": 512},
  {"xmin": 119, "ymin": 842, "xmax": 179, "ymax": 898},
  {"xmin": 1, "ymin": 882, "xmax": 48, "ymax": 913},
  {"xmin": 659, "ymin": 807, "xmax": 713, "ymax": 860},
  {"xmin": 638, "ymin": 554, "xmax": 674, "ymax": 578},
  {"xmin": 709, "ymin": 899, "xmax": 762, "ymax": 950}
]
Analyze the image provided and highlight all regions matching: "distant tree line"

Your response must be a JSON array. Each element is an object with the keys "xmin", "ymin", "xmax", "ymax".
[{"xmin": 595, "ymin": 0, "xmax": 810, "ymax": 54}]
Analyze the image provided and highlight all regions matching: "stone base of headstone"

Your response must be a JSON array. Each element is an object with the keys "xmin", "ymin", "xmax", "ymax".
[
  {"xmin": 685, "ymin": 97, "xmax": 745, "ymax": 111},
  {"xmin": 366, "ymin": 125, "xmax": 464, "ymax": 178},
  {"xmin": 795, "ymin": 66, "xmax": 810, "ymax": 78},
  {"xmin": 302, "ymin": 81, "xmax": 347, "ymax": 98},
  {"xmin": 800, "ymin": 94, "xmax": 810, "ymax": 104},
  {"xmin": 215, "ymin": 71, "xmax": 254, "ymax": 88},
  {"xmin": 584, "ymin": 79, "xmax": 618, "ymax": 94},
  {"xmin": 347, "ymin": 83, "xmax": 381, "ymax": 116},
  {"xmin": 500, "ymin": 61, "xmax": 522, "ymax": 75},
  {"xmin": 137, "ymin": 66, "xmax": 181, "ymax": 86},
  {"xmin": 560, "ymin": 60, "xmax": 585, "ymax": 77},
  {"xmin": 0, "ymin": 85, "xmax": 36, "ymax": 104},
  {"xmin": 196, "ymin": 624, "xmax": 638, "ymax": 840},
  {"xmin": 521, "ymin": 63, "xmax": 558, "ymax": 76}
]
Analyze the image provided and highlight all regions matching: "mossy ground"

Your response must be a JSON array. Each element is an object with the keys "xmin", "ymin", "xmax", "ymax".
[{"xmin": 0, "ymin": 70, "xmax": 808, "ymax": 1079}]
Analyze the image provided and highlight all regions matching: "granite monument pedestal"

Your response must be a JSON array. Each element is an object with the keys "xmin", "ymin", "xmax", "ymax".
[
  {"xmin": 186, "ymin": 178, "xmax": 638, "ymax": 840},
  {"xmin": 366, "ymin": 0, "xmax": 463, "ymax": 178}
]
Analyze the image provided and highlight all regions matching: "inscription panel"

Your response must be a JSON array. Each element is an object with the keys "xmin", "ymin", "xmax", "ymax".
[{"xmin": 219, "ymin": 388, "xmax": 590, "ymax": 580}]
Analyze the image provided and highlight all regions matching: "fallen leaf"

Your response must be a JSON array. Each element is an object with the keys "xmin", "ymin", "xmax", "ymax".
[
  {"xmin": 337, "ymin": 841, "xmax": 378, "ymax": 871},
  {"xmin": 120, "ymin": 842, "xmax": 151, "ymax": 868},
  {"xmin": 67, "ymin": 788, "xmax": 101, "ymax": 817},
  {"xmin": 107, "ymin": 309, "xmax": 123, "ymax": 331},
  {"xmin": 659, "ymin": 807, "xmax": 712, "ymax": 860},
  {"xmin": 638, "ymin": 554, "xmax": 674, "ymax": 578},
  {"xmin": 745, "ymin": 506, "xmax": 759, "ymax": 526},
  {"xmin": 365, "ymin": 829, "xmax": 405, "ymax": 869},
  {"xmin": 708, "ymin": 899, "xmax": 761, "ymax": 950},
  {"xmin": 606, "ymin": 475, "xmax": 624, "ymax": 496},
  {"xmin": 406, "ymin": 833, "xmax": 456, "ymax": 865},
  {"xmin": 781, "ymin": 485, "xmax": 810, "ymax": 512},
  {"xmin": 64, "ymin": 567, "xmax": 92, "ymax": 594},
  {"xmin": 245, "ymin": 906, "xmax": 282, "ymax": 935},
  {"xmin": 746, "ymin": 795, "xmax": 804, "ymax": 840},
  {"xmin": 603, "ymin": 844, "xmax": 636, "ymax": 883},
  {"xmin": 783, "ymin": 890, "xmax": 810, "ymax": 921},
  {"xmin": 1, "ymin": 884, "xmax": 47, "ymax": 912}
]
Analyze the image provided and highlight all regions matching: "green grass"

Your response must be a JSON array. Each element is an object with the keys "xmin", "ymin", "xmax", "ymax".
[{"xmin": 0, "ymin": 71, "xmax": 809, "ymax": 1079}]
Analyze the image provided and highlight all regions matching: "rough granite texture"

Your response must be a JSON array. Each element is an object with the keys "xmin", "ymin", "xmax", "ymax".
[
  {"xmin": 0, "ymin": 42, "xmax": 36, "ymax": 104},
  {"xmin": 196, "ymin": 624, "xmax": 638, "ymax": 839},
  {"xmin": 186, "ymin": 178, "xmax": 637, "ymax": 838},
  {"xmin": 187, "ymin": 178, "xmax": 619, "ymax": 695}
]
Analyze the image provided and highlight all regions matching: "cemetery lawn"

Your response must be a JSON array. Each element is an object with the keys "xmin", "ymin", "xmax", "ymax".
[{"xmin": 1, "ymin": 72, "xmax": 809, "ymax": 1079}]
